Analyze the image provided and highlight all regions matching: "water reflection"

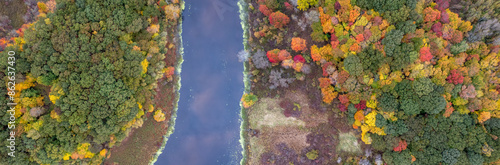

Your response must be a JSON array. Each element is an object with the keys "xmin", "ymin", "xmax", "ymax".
[{"xmin": 156, "ymin": 0, "xmax": 244, "ymax": 164}]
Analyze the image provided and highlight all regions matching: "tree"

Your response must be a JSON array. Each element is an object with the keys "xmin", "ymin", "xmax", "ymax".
[
  {"xmin": 412, "ymin": 78, "xmax": 435, "ymax": 96},
  {"xmin": 343, "ymin": 54, "xmax": 363, "ymax": 76},
  {"xmin": 419, "ymin": 92, "xmax": 446, "ymax": 114},
  {"xmin": 310, "ymin": 45, "xmax": 321, "ymax": 62},
  {"xmin": 269, "ymin": 11, "xmax": 290, "ymax": 29},
  {"xmin": 450, "ymin": 41, "xmax": 469, "ymax": 55},
  {"xmin": 154, "ymin": 110, "xmax": 166, "ymax": 122},
  {"xmin": 165, "ymin": 4, "xmax": 181, "ymax": 21},
  {"xmin": 311, "ymin": 21, "xmax": 327, "ymax": 42},
  {"xmin": 468, "ymin": 152, "xmax": 484, "ymax": 165},
  {"xmin": 420, "ymin": 46, "xmax": 433, "ymax": 62},
  {"xmin": 358, "ymin": 47, "xmax": 386, "ymax": 74},
  {"xmin": 378, "ymin": 92, "xmax": 399, "ymax": 112},
  {"xmin": 393, "ymin": 140, "xmax": 407, "ymax": 152},
  {"xmin": 297, "ymin": 0, "xmax": 318, "ymax": 11},
  {"xmin": 259, "ymin": 5, "xmax": 272, "ymax": 16},
  {"xmin": 446, "ymin": 69, "xmax": 464, "ymax": 85},
  {"xmin": 478, "ymin": 112, "xmax": 491, "ymax": 123},
  {"xmin": 423, "ymin": 7, "xmax": 441, "ymax": 23},
  {"xmin": 376, "ymin": 113, "xmax": 387, "ymax": 127},
  {"xmin": 241, "ymin": 93, "xmax": 258, "ymax": 108},
  {"xmin": 321, "ymin": 86, "xmax": 337, "ymax": 104},
  {"xmin": 382, "ymin": 30, "xmax": 404, "ymax": 57},
  {"xmin": 252, "ymin": 49, "xmax": 271, "ymax": 69},
  {"xmin": 266, "ymin": 49, "xmax": 281, "ymax": 63},
  {"xmin": 291, "ymin": 37, "xmax": 307, "ymax": 52},
  {"xmin": 0, "ymin": 0, "xmax": 181, "ymax": 164},
  {"xmin": 385, "ymin": 120, "xmax": 408, "ymax": 136},
  {"xmin": 278, "ymin": 50, "xmax": 292, "ymax": 61},
  {"xmin": 293, "ymin": 55, "xmax": 306, "ymax": 63},
  {"xmin": 400, "ymin": 98, "xmax": 420, "ymax": 115},
  {"xmin": 442, "ymin": 149, "xmax": 461, "ymax": 165}
]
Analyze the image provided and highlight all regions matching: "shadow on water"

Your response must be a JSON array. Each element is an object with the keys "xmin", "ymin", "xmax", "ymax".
[{"xmin": 156, "ymin": 0, "xmax": 244, "ymax": 164}]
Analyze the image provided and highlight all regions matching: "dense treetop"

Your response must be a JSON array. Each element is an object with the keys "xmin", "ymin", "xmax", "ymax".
[{"xmin": 0, "ymin": 0, "xmax": 181, "ymax": 164}]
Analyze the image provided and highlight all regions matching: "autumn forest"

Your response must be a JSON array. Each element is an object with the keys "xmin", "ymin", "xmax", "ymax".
[{"xmin": 1, "ymin": 0, "xmax": 500, "ymax": 164}]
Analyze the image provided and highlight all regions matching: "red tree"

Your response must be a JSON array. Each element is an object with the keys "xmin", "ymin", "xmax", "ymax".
[
  {"xmin": 0, "ymin": 38, "xmax": 7, "ymax": 49},
  {"xmin": 435, "ymin": 0, "xmax": 449, "ymax": 12},
  {"xmin": 266, "ymin": 49, "xmax": 281, "ymax": 63},
  {"xmin": 269, "ymin": 11, "xmax": 290, "ymax": 28},
  {"xmin": 355, "ymin": 34, "xmax": 364, "ymax": 42},
  {"xmin": 431, "ymin": 22, "xmax": 443, "ymax": 37},
  {"xmin": 319, "ymin": 78, "xmax": 331, "ymax": 88},
  {"xmin": 355, "ymin": 100, "xmax": 366, "ymax": 110},
  {"xmin": 259, "ymin": 5, "xmax": 272, "ymax": 16},
  {"xmin": 450, "ymin": 30, "xmax": 463, "ymax": 44},
  {"xmin": 440, "ymin": 11, "xmax": 449, "ymax": 24},
  {"xmin": 423, "ymin": 7, "xmax": 441, "ymax": 23},
  {"xmin": 339, "ymin": 94, "xmax": 350, "ymax": 105},
  {"xmin": 467, "ymin": 54, "xmax": 479, "ymax": 61},
  {"xmin": 338, "ymin": 104, "xmax": 347, "ymax": 112},
  {"xmin": 447, "ymin": 69, "xmax": 464, "ymax": 85},
  {"xmin": 284, "ymin": 2, "xmax": 293, "ymax": 10},
  {"xmin": 293, "ymin": 55, "xmax": 306, "ymax": 63},
  {"xmin": 393, "ymin": 140, "xmax": 408, "ymax": 152},
  {"xmin": 420, "ymin": 47, "xmax": 433, "ymax": 62}
]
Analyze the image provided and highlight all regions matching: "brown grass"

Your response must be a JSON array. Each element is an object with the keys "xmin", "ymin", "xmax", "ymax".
[
  {"xmin": 244, "ymin": 61, "xmax": 361, "ymax": 164},
  {"xmin": 104, "ymin": 25, "xmax": 180, "ymax": 165}
]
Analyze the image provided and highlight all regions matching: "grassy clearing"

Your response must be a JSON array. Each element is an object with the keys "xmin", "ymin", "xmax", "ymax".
[
  {"xmin": 248, "ymin": 136, "xmax": 264, "ymax": 165},
  {"xmin": 338, "ymin": 132, "xmax": 362, "ymax": 155},
  {"xmin": 248, "ymin": 97, "xmax": 305, "ymax": 129}
]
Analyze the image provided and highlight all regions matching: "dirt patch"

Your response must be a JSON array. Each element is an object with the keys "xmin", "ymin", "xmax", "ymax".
[
  {"xmin": 261, "ymin": 126, "xmax": 310, "ymax": 154},
  {"xmin": 284, "ymin": 90, "xmax": 328, "ymax": 127}
]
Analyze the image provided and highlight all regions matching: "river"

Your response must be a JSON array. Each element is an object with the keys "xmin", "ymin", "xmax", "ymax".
[{"xmin": 155, "ymin": 0, "xmax": 244, "ymax": 164}]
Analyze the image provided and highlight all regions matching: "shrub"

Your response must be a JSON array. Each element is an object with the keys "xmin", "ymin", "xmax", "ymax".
[
  {"xmin": 154, "ymin": 110, "xmax": 166, "ymax": 122},
  {"xmin": 306, "ymin": 150, "xmax": 319, "ymax": 160},
  {"xmin": 241, "ymin": 93, "xmax": 258, "ymax": 108}
]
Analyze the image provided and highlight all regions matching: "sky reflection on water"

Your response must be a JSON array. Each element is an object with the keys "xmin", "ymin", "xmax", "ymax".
[{"xmin": 156, "ymin": 0, "xmax": 244, "ymax": 164}]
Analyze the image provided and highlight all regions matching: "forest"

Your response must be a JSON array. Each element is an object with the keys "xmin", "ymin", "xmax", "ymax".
[
  {"xmin": 240, "ymin": 0, "xmax": 500, "ymax": 164},
  {"xmin": 0, "ymin": 0, "xmax": 181, "ymax": 164}
]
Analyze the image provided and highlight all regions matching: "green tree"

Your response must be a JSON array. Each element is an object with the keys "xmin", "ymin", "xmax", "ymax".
[
  {"xmin": 343, "ymin": 54, "xmax": 363, "ymax": 76},
  {"xmin": 378, "ymin": 92, "xmax": 399, "ymax": 112}
]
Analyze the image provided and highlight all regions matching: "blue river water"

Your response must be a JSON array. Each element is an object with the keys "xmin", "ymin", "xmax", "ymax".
[{"xmin": 156, "ymin": 0, "xmax": 244, "ymax": 164}]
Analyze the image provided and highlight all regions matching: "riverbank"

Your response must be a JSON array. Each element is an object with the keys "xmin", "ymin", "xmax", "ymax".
[{"xmin": 104, "ymin": 1, "xmax": 185, "ymax": 164}]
